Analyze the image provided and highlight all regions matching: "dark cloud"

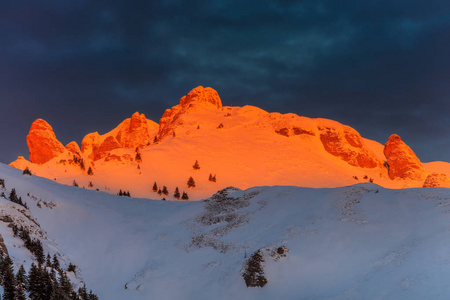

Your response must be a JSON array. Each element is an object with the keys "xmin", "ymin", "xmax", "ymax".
[{"xmin": 1, "ymin": 0, "xmax": 449, "ymax": 163}]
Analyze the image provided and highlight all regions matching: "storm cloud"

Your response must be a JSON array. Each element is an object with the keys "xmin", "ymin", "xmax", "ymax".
[{"xmin": 1, "ymin": 0, "xmax": 449, "ymax": 163}]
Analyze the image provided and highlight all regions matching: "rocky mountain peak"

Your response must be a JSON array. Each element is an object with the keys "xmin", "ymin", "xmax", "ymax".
[
  {"xmin": 180, "ymin": 86, "xmax": 222, "ymax": 109},
  {"xmin": 27, "ymin": 119, "xmax": 65, "ymax": 164},
  {"xmin": 384, "ymin": 134, "xmax": 427, "ymax": 180}
]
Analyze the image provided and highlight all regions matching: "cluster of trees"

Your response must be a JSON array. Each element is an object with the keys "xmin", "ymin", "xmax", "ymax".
[
  {"xmin": 22, "ymin": 167, "xmax": 32, "ymax": 176},
  {"xmin": 135, "ymin": 148, "xmax": 142, "ymax": 163},
  {"xmin": 152, "ymin": 183, "xmax": 189, "ymax": 201},
  {"xmin": 72, "ymin": 155, "xmax": 85, "ymax": 171},
  {"xmin": 5, "ymin": 223, "xmax": 99, "ymax": 299},
  {"xmin": 117, "ymin": 190, "xmax": 131, "ymax": 197},
  {"xmin": 157, "ymin": 186, "xmax": 168, "ymax": 196},
  {"xmin": 8, "ymin": 188, "xmax": 28, "ymax": 209},
  {"xmin": 11, "ymin": 224, "xmax": 45, "ymax": 264},
  {"xmin": 353, "ymin": 175, "xmax": 374, "ymax": 183},
  {"xmin": 0, "ymin": 250, "xmax": 98, "ymax": 300},
  {"xmin": 0, "ymin": 179, "xmax": 4, "ymax": 189},
  {"xmin": 208, "ymin": 174, "xmax": 216, "ymax": 182}
]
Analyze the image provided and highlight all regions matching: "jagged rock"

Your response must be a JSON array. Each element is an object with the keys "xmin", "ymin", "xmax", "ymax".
[
  {"xmin": 115, "ymin": 112, "xmax": 153, "ymax": 149},
  {"xmin": 65, "ymin": 141, "xmax": 81, "ymax": 155},
  {"xmin": 179, "ymin": 86, "xmax": 222, "ymax": 109},
  {"xmin": 319, "ymin": 125, "xmax": 381, "ymax": 168},
  {"xmin": 27, "ymin": 119, "xmax": 65, "ymax": 164},
  {"xmin": 423, "ymin": 173, "xmax": 450, "ymax": 188},
  {"xmin": 384, "ymin": 134, "xmax": 426, "ymax": 180},
  {"xmin": 158, "ymin": 86, "xmax": 222, "ymax": 140},
  {"xmin": 81, "ymin": 132, "xmax": 101, "ymax": 160},
  {"xmin": 95, "ymin": 136, "xmax": 122, "ymax": 161}
]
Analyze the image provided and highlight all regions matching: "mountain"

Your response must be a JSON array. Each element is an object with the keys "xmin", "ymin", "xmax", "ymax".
[
  {"xmin": 2, "ymin": 163, "xmax": 450, "ymax": 299},
  {"xmin": 9, "ymin": 86, "xmax": 450, "ymax": 200}
]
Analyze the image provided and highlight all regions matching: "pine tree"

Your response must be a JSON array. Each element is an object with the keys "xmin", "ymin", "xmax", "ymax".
[
  {"xmin": 16, "ymin": 265, "xmax": 27, "ymax": 288},
  {"xmin": 118, "ymin": 189, "xmax": 123, "ymax": 196},
  {"xmin": 78, "ymin": 285, "xmax": 88, "ymax": 300},
  {"xmin": 67, "ymin": 263, "xmax": 76, "ymax": 274},
  {"xmin": 72, "ymin": 180, "xmax": 78, "ymax": 187},
  {"xmin": 152, "ymin": 182, "xmax": 158, "ymax": 192},
  {"xmin": 58, "ymin": 269, "xmax": 72, "ymax": 296},
  {"xmin": 16, "ymin": 265, "xmax": 28, "ymax": 300},
  {"xmin": 52, "ymin": 254, "xmax": 60, "ymax": 270},
  {"xmin": 157, "ymin": 189, "xmax": 162, "ymax": 196},
  {"xmin": 174, "ymin": 187, "xmax": 180, "ymax": 199},
  {"xmin": 34, "ymin": 239, "xmax": 45, "ymax": 265},
  {"xmin": 8, "ymin": 188, "xmax": 18, "ymax": 203},
  {"xmin": 153, "ymin": 136, "xmax": 158, "ymax": 143},
  {"xmin": 23, "ymin": 166, "xmax": 32, "ymax": 176},
  {"xmin": 88, "ymin": 181, "xmax": 94, "ymax": 188},
  {"xmin": 27, "ymin": 263, "xmax": 41, "ymax": 300},
  {"xmin": 1, "ymin": 255, "xmax": 16, "ymax": 300},
  {"xmin": 181, "ymin": 192, "xmax": 189, "ymax": 200},
  {"xmin": 135, "ymin": 152, "xmax": 142, "ymax": 163},
  {"xmin": 162, "ymin": 186, "xmax": 168, "ymax": 195},
  {"xmin": 46, "ymin": 253, "xmax": 52, "ymax": 267},
  {"xmin": 187, "ymin": 176, "xmax": 196, "ymax": 188},
  {"xmin": 87, "ymin": 167, "xmax": 94, "ymax": 176},
  {"xmin": 193, "ymin": 160, "xmax": 200, "ymax": 170}
]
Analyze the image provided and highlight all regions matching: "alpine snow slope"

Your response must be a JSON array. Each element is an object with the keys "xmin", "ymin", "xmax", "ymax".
[{"xmin": 2, "ymin": 163, "xmax": 450, "ymax": 299}]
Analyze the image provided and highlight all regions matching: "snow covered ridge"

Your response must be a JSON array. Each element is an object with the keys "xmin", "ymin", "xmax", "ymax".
[
  {"xmin": 0, "ymin": 168, "xmax": 98, "ymax": 298},
  {"xmin": 2, "ymin": 163, "xmax": 450, "ymax": 299},
  {"xmin": 9, "ymin": 86, "xmax": 450, "ymax": 200}
]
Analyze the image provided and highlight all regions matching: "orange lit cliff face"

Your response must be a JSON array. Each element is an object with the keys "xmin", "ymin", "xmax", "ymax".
[{"xmin": 9, "ymin": 86, "xmax": 450, "ymax": 200}]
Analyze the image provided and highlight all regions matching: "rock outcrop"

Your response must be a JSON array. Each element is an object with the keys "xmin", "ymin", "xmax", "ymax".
[
  {"xmin": 65, "ymin": 141, "xmax": 81, "ymax": 155},
  {"xmin": 384, "ymin": 134, "xmax": 426, "ymax": 180},
  {"xmin": 94, "ymin": 136, "xmax": 122, "ymax": 161},
  {"xmin": 319, "ymin": 125, "xmax": 382, "ymax": 168},
  {"xmin": 27, "ymin": 119, "xmax": 65, "ymax": 164},
  {"xmin": 423, "ymin": 173, "xmax": 450, "ymax": 188},
  {"xmin": 179, "ymin": 86, "xmax": 222, "ymax": 109},
  {"xmin": 81, "ymin": 132, "xmax": 101, "ymax": 160},
  {"xmin": 158, "ymin": 86, "xmax": 222, "ymax": 140},
  {"xmin": 115, "ymin": 112, "xmax": 154, "ymax": 149}
]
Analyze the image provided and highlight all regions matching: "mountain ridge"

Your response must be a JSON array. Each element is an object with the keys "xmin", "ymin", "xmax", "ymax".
[{"xmin": 10, "ymin": 86, "xmax": 450, "ymax": 199}]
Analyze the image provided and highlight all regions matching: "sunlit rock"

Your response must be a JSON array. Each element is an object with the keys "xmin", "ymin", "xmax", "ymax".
[
  {"xmin": 81, "ymin": 132, "xmax": 101, "ymax": 160},
  {"xmin": 158, "ymin": 86, "xmax": 222, "ymax": 140},
  {"xmin": 95, "ymin": 136, "xmax": 122, "ymax": 161},
  {"xmin": 27, "ymin": 119, "xmax": 65, "ymax": 164},
  {"xmin": 384, "ymin": 134, "xmax": 426, "ymax": 180},
  {"xmin": 115, "ymin": 112, "xmax": 153, "ymax": 149},
  {"xmin": 65, "ymin": 141, "xmax": 81, "ymax": 155},
  {"xmin": 319, "ymin": 125, "xmax": 381, "ymax": 168},
  {"xmin": 423, "ymin": 173, "xmax": 450, "ymax": 188}
]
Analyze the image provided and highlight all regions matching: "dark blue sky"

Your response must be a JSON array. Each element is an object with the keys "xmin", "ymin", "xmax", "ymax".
[{"xmin": 1, "ymin": 0, "xmax": 449, "ymax": 164}]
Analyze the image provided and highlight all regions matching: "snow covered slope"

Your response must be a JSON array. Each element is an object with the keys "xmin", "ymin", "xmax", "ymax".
[{"xmin": 2, "ymin": 162, "xmax": 450, "ymax": 299}]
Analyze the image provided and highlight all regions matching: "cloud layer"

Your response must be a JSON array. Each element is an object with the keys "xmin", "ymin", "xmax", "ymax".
[{"xmin": 1, "ymin": 0, "xmax": 449, "ymax": 163}]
